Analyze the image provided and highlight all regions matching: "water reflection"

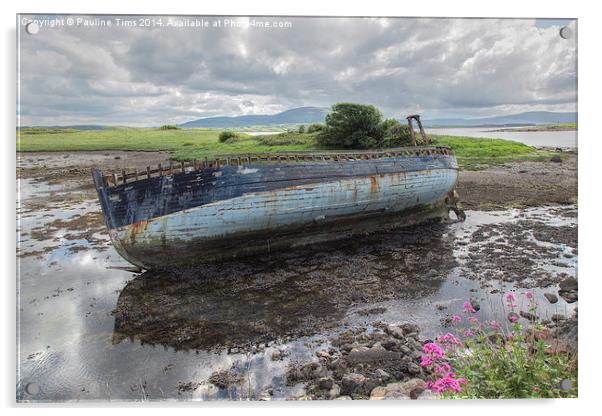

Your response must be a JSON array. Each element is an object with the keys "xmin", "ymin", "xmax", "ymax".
[{"xmin": 112, "ymin": 222, "xmax": 454, "ymax": 351}]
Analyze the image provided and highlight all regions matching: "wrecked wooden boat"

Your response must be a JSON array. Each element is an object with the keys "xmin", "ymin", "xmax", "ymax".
[{"xmin": 92, "ymin": 117, "xmax": 464, "ymax": 270}]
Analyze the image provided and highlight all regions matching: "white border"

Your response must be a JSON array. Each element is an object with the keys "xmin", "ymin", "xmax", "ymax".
[{"xmin": 3, "ymin": 1, "xmax": 600, "ymax": 415}]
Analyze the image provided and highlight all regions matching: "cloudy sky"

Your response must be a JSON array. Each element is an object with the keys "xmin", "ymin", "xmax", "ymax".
[{"xmin": 18, "ymin": 15, "xmax": 577, "ymax": 126}]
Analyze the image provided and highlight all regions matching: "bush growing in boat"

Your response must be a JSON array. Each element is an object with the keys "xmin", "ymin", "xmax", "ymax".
[
  {"xmin": 317, "ymin": 103, "xmax": 429, "ymax": 149},
  {"xmin": 382, "ymin": 120, "xmax": 422, "ymax": 147},
  {"xmin": 218, "ymin": 130, "xmax": 241, "ymax": 143},
  {"xmin": 317, "ymin": 103, "xmax": 385, "ymax": 149},
  {"xmin": 422, "ymin": 293, "xmax": 577, "ymax": 398}
]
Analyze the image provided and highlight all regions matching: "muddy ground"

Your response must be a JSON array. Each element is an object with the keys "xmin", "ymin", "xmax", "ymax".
[{"xmin": 16, "ymin": 150, "xmax": 578, "ymax": 401}]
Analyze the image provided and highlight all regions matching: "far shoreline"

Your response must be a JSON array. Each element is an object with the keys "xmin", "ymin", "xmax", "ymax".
[{"xmin": 486, "ymin": 124, "xmax": 577, "ymax": 133}]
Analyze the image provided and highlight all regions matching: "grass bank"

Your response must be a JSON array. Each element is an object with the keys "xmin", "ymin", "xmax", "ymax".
[{"xmin": 17, "ymin": 127, "xmax": 564, "ymax": 170}]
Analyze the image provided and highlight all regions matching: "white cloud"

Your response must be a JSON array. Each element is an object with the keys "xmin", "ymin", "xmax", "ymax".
[{"xmin": 17, "ymin": 16, "xmax": 577, "ymax": 125}]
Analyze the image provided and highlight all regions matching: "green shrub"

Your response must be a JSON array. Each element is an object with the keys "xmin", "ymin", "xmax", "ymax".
[
  {"xmin": 298, "ymin": 125, "xmax": 306, "ymax": 133},
  {"xmin": 218, "ymin": 130, "xmax": 240, "ymax": 143},
  {"xmin": 306, "ymin": 123, "xmax": 325, "ymax": 133},
  {"xmin": 382, "ymin": 121, "xmax": 417, "ymax": 147},
  {"xmin": 159, "ymin": 124, "xmax": 180, "ymax": 130},
  {"xmin": 317, "ymin": 103, "xmax": 385, "ymax": 149},
  {"xmin": 20, "ymin": 127, "xmax": 78, "ymax": 135},
  {"xmin": 256, "ymin": 132, "xmax": 316, "ymax": 146}
]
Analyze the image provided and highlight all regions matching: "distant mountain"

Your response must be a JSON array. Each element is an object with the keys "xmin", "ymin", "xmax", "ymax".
[
  {"xmin": 179, "ymin": 107, "xmax": 329, "ymax": 128},
  {"xmin": 422, "ymin": 111, "xmax": 577, "ymax": 127},
  {"xmin": 18, "ymin": 125, "xmax": 115, "ymax": 131}
]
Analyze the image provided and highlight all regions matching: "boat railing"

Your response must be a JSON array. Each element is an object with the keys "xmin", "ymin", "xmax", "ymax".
[{"xmin": 99, "ymin": 145, "xmax": 454, "ymax": 187}]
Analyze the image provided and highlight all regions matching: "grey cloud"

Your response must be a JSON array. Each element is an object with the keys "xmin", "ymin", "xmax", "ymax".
[{"xmin": 18, "ymin": 15, "xmax": 577, "ymax": 125}]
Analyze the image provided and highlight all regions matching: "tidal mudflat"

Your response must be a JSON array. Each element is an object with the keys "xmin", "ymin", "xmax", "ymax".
[{"xmin": 16, "ymin": 151, "xmax": 577, "ymax": 401}]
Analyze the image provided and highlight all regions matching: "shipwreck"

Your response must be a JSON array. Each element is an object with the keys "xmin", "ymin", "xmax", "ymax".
[{"xmin": 92, "ymin": 115, "xmax": 464, "ymax": 270}]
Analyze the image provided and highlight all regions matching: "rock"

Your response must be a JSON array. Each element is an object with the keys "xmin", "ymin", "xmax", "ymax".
[
  {"xmin": 550, "ymin": 155, "xmax": 563, "ymax": 163},
  {"xmin": 316, "ymin": 350, "xmax": 331, "ymax": 359},
  {"xmin": 373, "ymin": 379, "xmax": 426, "ymax": 400},
  {"xmin": 544, "ymin": 293, "xmax": 559, "ymax": 304},
  {"xmin": 400, "ymin": 345, "xmax": 412, "ymax": 355},
  {"xmin": 470, "ymin": 298, "xmax": 481, "ymax": 311},
  {"xmin": 318, "ymin": 377, "xmax": 334, "ymax": 390},
  {"xmin": 416, "ymin": 390, "xmax": 438, "ymax": 400},
  {"xmin": 328, "ymin": 383, "xmax": 341, "ymax": 400},
  {"xmin": 559, "ymin": 277, "xmax": 578, "ymax": 291},
  {"xmin": 335, "ymin": 395, "xmax": 352, "ymax": 400},
  {"xmin": 271, "ymin": 348, "xmax": 288, "ymax": 361},
  {"xmin": 552, "ymin": 314, "xmax": 567, "ymax": 322},
  {"xmin": 407, "ymin": 362, "xmax": 421, "ymax": 375},
  {"xmin": 382, "ymin": 339, "xmax": 400, "ymax": 351},
  {"xmin": 258, "ymin": 390, "xmax": 272, "ymax": 401},
  {"xmin": 341, "ymin": 373, "xmax": 367, "ymax": 395},
  {"xmin": 370, "ymin": 386, "xmax": 387, "ymax": 400},
  {"xmin": 384, "ymin": 325, "xmax": 405, "ymax": 339},
  {"xmin": 400, "ymin": 378, "xmax": 426, "ymax": 398},
  {"xmin": 370, "ymin": 342, "xmax": 386, "ymax": 352},
  {"xmin": 374, "ymin": 368, "xmax": 392, "ymax": 381},
  {"xmin": 401, "ymin": 322, "xmax": 420, "ymax": 334},
  {"xmin": 519, "ymin": 310, "xmax": 537, "ymax": 321},
  {"xmin": 559, "ymin": 290, "xmax": 578, "ymax": 303}
]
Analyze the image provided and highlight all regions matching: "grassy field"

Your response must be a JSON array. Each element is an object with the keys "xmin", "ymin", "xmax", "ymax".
[{"xmin": 17, "ymin": 127, "xmax": 564, "ymax": 170}]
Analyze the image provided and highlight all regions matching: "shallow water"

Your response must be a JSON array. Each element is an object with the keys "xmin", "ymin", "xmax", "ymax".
[
  {"xmin": 427, "ymin": 127, "xmax": 577, "ymax": 148},
  {"xmin": 16, "ymin": 179, "xmax": 577, "ymax": 401}
]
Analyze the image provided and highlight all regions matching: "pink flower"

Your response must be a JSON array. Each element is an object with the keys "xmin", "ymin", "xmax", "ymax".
[
  {"xmin": 489, "ymin": 320, "xmax": 502, "ymax": 330},
  {"xmin": 436, "ymin": 333, "xmax": 461, "ymax": 345},
  {"xmin": 452, "ymin": 315, "xmax": 462, "ymax": 325},
  {"xmin": 462, "ymin": 301, "xmax": 476, "ymax": 314},
  {"xmin": 525, "ymin": 292, "xmax": 534, "ymax": 300},
  {"xmin": 508, "ymin": 313, "xmax": 519, "ymax": 323},
  {"xmin": 421, "ymin": 355, "xmax": 433, "ymax": 367},
  {"xmin": 464, "ymin": 329, "xmax": 474, "ymax": 337},
  {"xmin": 506, "ymin": 292, "xmax": 517, "ymax": 308},
  {"xmin": 423, "ymin": 343, "xmax": 445, "ymax": 358},
  {"xmin": 434, "ymin": 362, "xmax": 452, "ymax": 375},
  {"xmin": 428, "ymin": 375, "xmax": 467, "ymax": 394},
  {"xmin": 468, "ymin": 316, "xmax": 479, "ymax": 324}
]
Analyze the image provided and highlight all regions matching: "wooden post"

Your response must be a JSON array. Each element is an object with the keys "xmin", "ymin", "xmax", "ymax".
[
  {"xmin": 146, "ymin": 166, "xmax": 151, "ymax": 179},
  {"xmin": 406, "ymin": 116, "xmax": 417, "ymax": 146},
  {"xmin": 158, "ymin": 163, "xmax": 163, "ymax": 176},
  {"xmin": 181, "ymin": 160, "xmax": 185, "ymax": 173},
  {"xmin": 415, "ymin": 115, "xmax": 429, "ymax": 145},
  {"xmin": 122, "ymin": 169, "xmax": 127, "ymax": 184},
  {"xmin": 112, "ymin": 173, "xmax": 118, "ymax": 186},
  {"xmin": 134, "ymin": 169, "xmax": 138, "ymax": 181}
]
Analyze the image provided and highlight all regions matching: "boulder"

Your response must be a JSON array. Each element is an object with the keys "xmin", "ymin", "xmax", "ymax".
[
  {"xmin": 384, "ymin": 325, "xmax": 405, "ymax": 340},
  {"xmin": 318, "ymin": 377, "xmax": 334, "ymax": 391},
  {"xmin": 341, "ymin": 373, "xmax": 368, "ymax": 395},
  {"xmin": 544, "ymin": 293, "xmax": 559, "ymax": 304}
]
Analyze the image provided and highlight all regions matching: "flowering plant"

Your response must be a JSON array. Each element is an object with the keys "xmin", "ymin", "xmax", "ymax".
[{"xmin": 421, "ymin": 292, "xmax": 577, "ymax": 398}]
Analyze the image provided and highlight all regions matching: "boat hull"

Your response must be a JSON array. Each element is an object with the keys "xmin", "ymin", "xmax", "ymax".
[{"xmin": 93, "ymin": 150, "xmax": 461, "ymax": 269}]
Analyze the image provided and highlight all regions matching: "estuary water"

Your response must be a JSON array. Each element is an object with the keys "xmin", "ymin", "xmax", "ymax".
[{"xmin": 426, "ymin": 127, "xmax": 577, "ymax": 149}]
